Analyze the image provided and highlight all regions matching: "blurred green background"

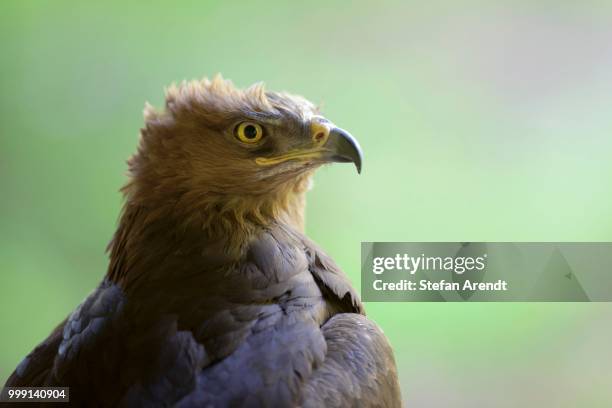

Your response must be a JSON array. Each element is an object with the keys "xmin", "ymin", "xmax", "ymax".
[{"xmin": 2, "ymin": 1, "xmax": 612, "ymax": 406}]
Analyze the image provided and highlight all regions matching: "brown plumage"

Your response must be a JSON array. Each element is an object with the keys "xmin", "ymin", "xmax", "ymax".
[{"xmin": 4, "ymin": 75, "xmax": 401, "ymax": 407}]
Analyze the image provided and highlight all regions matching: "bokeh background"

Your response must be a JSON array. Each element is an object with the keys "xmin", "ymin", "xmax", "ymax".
[{"xmin": 2, "ymin": 1, "xmax": 612, "ymax": 406}]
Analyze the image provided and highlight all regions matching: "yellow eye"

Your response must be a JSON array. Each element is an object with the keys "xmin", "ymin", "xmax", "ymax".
[{"xmin": 235, "ymin": 122, "xmax": 264, "ymax": 144}]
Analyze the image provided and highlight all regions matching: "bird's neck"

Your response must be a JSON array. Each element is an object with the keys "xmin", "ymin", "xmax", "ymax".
[
  {"xmin": 194, "ymin": 171, "xmax": 312, "ymax": 239},
  {"xmin": 106, "ymin": 173, "xmax": 312, "ymax": 285}
]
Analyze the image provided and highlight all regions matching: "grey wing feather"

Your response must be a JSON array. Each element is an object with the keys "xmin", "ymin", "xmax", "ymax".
[
  {"xmin": 4, "ymin": 321, "xmax": 66, "ymax": 387},
  {"xmin": 303, "ymin": 238, "xmax": 364, "ymax": 315},
  {"xmin": 301, "ymin": 313, "xmax": 402, "ymax": 408}
]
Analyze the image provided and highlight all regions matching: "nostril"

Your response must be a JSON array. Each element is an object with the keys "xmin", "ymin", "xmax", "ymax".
[{"xmin": 313, "ymin": 132, "xmax": 325, "ymax": 143}]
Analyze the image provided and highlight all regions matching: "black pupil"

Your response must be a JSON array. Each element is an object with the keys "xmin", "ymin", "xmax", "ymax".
[{"xmin": 244, "ymin": 125, "xmax": 258, "ymax": 139}]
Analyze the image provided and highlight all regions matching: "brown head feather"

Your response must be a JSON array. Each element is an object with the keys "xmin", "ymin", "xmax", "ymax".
[{"xmin": 108, "ymin": 76, "xmax": 321, "ymax": 284}]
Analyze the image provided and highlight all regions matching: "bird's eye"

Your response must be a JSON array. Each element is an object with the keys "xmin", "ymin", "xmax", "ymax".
[{"xmin": 235, "ymin": 122, "xmax": 264, "ymax": 144}]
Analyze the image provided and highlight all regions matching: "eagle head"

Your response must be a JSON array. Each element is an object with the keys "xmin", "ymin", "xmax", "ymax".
[{"xmin": 122, "ymin": 75, "xmax": 361, "ymax": 236}]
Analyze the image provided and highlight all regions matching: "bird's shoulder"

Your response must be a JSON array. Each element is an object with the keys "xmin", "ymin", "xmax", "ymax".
[
  {"xmin": 183, "ymin": 226, "xmax": 399, "ymax": 407},
  {"xmin": 260, "ymin": 227, "xmax": 401, "ymax": 406},
  {"xmin": 282, "ymin": 226, "xmax": 364, "ymax": 315},
  {"xmin": 236, "ymin": 224, "xmax": 363, "ymax": 315}
]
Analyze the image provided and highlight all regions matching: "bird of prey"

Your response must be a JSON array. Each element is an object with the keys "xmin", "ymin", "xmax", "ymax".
[{"xmin": 5, "ymin": 76, "xmax": 401, "ymax": 407}]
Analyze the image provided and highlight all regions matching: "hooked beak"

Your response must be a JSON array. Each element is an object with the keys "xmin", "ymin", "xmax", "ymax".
[
  {"xmin": 254, "ymin": 119, "xmax": 363, "ymax": 174},
  {"xmin": 320, "ymin": 127, "xmax": 363, "ymax": 174}
]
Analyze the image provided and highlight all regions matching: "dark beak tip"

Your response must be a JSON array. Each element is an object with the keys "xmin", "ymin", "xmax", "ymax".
[{"xmin": 327, "ymin": 127, "xmax": 363, "ymax": 175}]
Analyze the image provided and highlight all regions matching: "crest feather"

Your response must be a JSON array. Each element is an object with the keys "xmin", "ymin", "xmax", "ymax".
[{"xmin": 159, "ymin": 74, "xmax": 275, "ymax": 121}]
